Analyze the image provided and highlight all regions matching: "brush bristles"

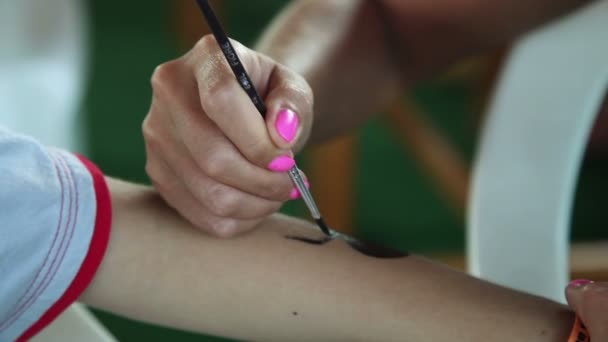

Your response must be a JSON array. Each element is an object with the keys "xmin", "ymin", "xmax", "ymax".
[{"xmin": 314, "ymin": 218, "xmax": 332, "ymax": 236}]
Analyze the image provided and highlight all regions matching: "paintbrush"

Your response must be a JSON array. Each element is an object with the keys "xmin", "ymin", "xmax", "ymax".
[{"xmin": 195, "ymin": 0, "xmax": 331, "ymax": 236}]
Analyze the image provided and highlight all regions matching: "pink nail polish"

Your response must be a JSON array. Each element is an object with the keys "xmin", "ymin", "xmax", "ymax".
[
  {"xmin": 569, "ymin": 279, "xmax": 593, "ymax": 287},
  {"xmin": 289, "ymin": 188, "xmax": 301, "ymax": 200},
  {"xmin": 267, "ymin": 155, "xmax": 295, "ymax": 172},
  {"xmin": 275, "ymin": 109, "xmax": 299, "ymax": 143},
  {"xmin": 289, "ymin": 180, "xmax": 310, "ymax": 200}
]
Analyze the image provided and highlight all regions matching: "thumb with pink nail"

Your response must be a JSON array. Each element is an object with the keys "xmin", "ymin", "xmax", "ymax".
[
  {"xmin": 143, "ymin": 35, "xmax": 314, "ymax": 238},
  {"xmin": 263, "ymin": 65, "xmax": 314, "ymax": 152},
  {"xmin": 565, "ymin": 279, "xmax": 608, "ymax": 341}
]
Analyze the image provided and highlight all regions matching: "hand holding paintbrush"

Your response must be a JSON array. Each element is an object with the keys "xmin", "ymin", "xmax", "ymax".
[
  {"xmin": 142, "ymin": 1, "xmax": 317, "ymax": 237},
  {"xmin": 195, "ymin": 0, "xmax": 331, "ymax": 235}
]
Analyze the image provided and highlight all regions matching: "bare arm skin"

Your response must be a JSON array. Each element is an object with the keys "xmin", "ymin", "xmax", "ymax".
[
  {"xmin": 257, "ymin": 0, "xmax": 591, "ymax": 144},
  {"xmin": 81, "ymin": 178, "xmax": 574, "ymax": 342}
]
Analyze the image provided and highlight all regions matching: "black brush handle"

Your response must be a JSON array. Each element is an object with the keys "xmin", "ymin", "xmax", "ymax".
[
  {"xmin": 195, "ymin": 0, "xmax": 267, "ymax": 117},
  {"xmin": 194, "ymin": 0, "xmax": 331, "ymax": 237}
]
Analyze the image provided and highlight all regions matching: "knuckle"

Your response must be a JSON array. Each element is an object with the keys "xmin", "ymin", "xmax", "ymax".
[
  {"xmin": 141, "ymin": 115, "xmax": 155, "ymax": 139},
  {"xmin": 151, "ymin": 59, "xmax": 186, "ymax": 100},
  {"xmin": 266, "ymin": 179, "xmax": 293, "ymax": 200},
  {"xmin": 205, "ymin": 183, "xmax": 240, "ymax": 217},
  {"xmin": 151, "ymin": 179, "xmax": 169, "ymax": 198},
  {"xmin": 193, "ymin": 38, "xmax": 234, "ymax": 112},
  {"xmin": 201, "ymin": 149, "xmax": 229, "ymax": 178},
  {"xmin": 195, "ymin": 34, "xmax": 218, "ymax": 53},
  {"xmin": 204, "ymin": 161, "xmax": 226, "ymax": 179},
  {"xmin": 243, "ymin": 139, "xmax": 271, "ymax": 164},
  {"xmin": 142, "ymin": 120, "xmax": 162, "ymax": 154},
  {"xmin": 144, "ymin": 160, "xmax": 156, "ymax": 179},
  {"xmin": 150, "ymin": 177, "xmax": 171, "ymax": 199},
  {"xmin": 189, "ymin": 214, "xmax": 212, "ymax": 232},
  {"xmin": 258, "ymin": 202, "xmax": 283, "ymax": 217},
  {"xmin": 195, "ymin": 34, "xmax": 246, "ymax": 59},
  {"xmin": 146, "ymin": 162, "xmax": 172, "ymax": 193},
  {"xmin": 207, "ymin": 218, "xmax": 241, "ymax": 238},
  {"xmin": 144, "ymin": 156, "xmax": 162, "ymax": 180},
  {"xmin": 200, "ymin": 73, "xmax": 233, "ymax": 111},
  {"xmin": 150, "ymin": 61, "xmax": 175, "ymax": 91}
]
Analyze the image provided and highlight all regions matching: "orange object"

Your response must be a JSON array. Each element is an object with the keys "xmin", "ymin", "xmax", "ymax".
[{"xmin": 568, "ymin": 316, "xmax": 591, "ymax": 342}]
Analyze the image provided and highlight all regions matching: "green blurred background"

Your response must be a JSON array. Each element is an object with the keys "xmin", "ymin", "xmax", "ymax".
[{"xmin": 83, "ymin": 0, "xmax": 607, "ymax": 340}]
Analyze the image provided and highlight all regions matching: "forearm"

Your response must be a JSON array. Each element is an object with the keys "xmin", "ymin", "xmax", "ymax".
[
  {"xmin": 385, "ymin": 0, "xmax": 592, "ymax": 78},
  {"xmin": 257, "ymin": 0, "xmax": 591, "ymax": 144},
  {"xmin": 82, "ymin": 178, "xmax": 574, "ymax": 342}
]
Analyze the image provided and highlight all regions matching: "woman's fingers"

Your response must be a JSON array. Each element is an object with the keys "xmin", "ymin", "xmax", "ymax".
[{"xmin": 566, "ymin": 280, "xmax": 608, "ymax": 340}]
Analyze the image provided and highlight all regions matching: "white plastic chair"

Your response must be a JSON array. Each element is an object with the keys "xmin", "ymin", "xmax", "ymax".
[
  {"xmin": 0, "ymin": 0, "xmax": 116, "ymax": 340},
  {"xmin": 0, "ymin": 0, "xmax": 88, "ymax": 153},
  {"xmin": 467, "ymin": 0, "xmax": 608, "ymax": 302},
  {"xmin": 31, "ymin": 304, "xmax": 115, "ymax": 342}
]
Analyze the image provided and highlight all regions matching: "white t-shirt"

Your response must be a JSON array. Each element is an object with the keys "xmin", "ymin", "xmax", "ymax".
[{"xmin": 0, "ymin": 127, "xmax": 111, "ymax": 342}]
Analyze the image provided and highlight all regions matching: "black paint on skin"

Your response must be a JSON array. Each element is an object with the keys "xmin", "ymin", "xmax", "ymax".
[
  {"xmin": 286, "ymin": 236, "xmax": 333, "ymax": 245},
  {"xmin": 192, "ymin": 2, "xmax": 401, "ymax": 259},
  {"xmin": 285, "ymin": 229, "xmax": 408, "ymax": 259},
  {"xmin": 192, "ymin": 3, "xmax": 402, "ymax": 259}
]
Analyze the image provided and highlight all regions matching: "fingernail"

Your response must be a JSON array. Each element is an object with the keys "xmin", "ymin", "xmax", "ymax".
[
  {"xmin": 569, "ymin": 279, "xmax": 594, "ymax": 288},
  {"xmin": 289, "ymin": 180, "xmax": 310, "ymax": 200},
  {"xmin": 289, "ymin": 188, "xmax": 301, "ymax": 200},
  {"xmin": 267, "ymin": 155, "xmax": 295, "ymax": 172},
  {"xmin": 275, "ymin": 109, "xmax": 299, "ymax": 143}
]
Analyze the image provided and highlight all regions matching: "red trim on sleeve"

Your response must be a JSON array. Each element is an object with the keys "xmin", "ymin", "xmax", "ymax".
[{"xmin": 16, "ymin": 155, "xmax": 112, "ymax": 342}]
